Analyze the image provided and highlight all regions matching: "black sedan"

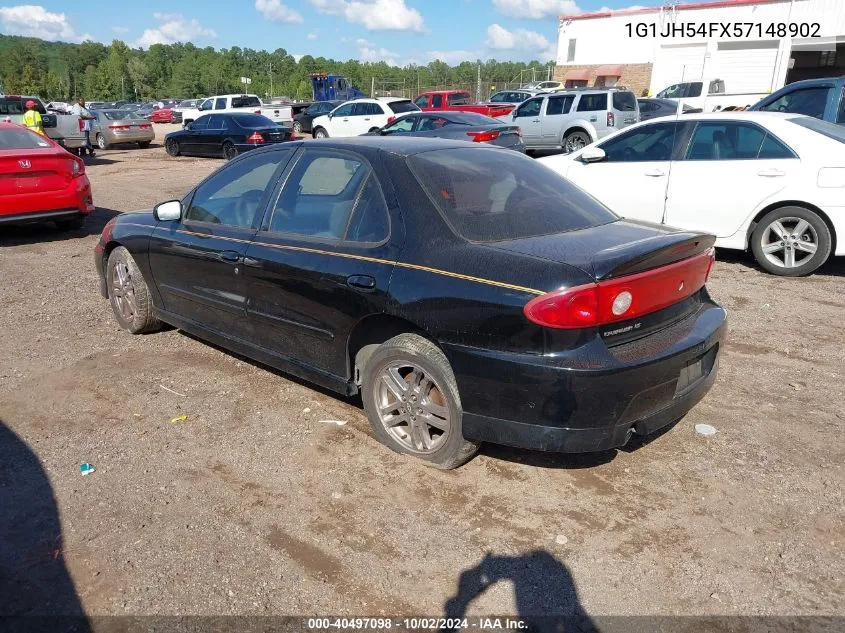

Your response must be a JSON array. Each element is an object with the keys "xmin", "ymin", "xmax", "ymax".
[
  {"xmin": 95, "ymin": 137, "xmax": 726, "ymax": 469},
  {"xmin": 165, "ymin": 113, "xmax": 294, "ymax": 160},
  {"xmin": 292, "ymin": 100, "xmax": 342, "ymax": 135},
  {"xmin": 368, "ymin": 111, "xmax": 525, "ymax": 151},
  {"xmin": 637, "ymin": 98, "xmax": 703, "ymax": 120}
]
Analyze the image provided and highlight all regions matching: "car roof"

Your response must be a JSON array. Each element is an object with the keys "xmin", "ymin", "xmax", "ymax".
[
  {"xmin": 772, "ymin": 76, "xmax": 845, "ymax": 89},
  {"xmin": 649, "ymin": 111, "xmax": 798, "ymax": 122},
  {"xmin": 252, "ymin": 136, "xmax": 479, "ymax": 157}
]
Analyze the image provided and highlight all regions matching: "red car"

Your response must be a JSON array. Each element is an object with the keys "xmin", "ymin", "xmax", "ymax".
[
  {"xmin": 0, "ymin": 123, "xmax": 94, "ymax": 230},
  {"xmin": 413, "ymin": 90, "xmax": 515, "ymax": 118},
  {"xmin": 150, "ymin": 108, "xmax": 175, "ymax": 123}
]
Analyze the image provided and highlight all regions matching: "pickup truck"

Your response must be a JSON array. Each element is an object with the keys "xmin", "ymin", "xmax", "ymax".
[
  {"xmin": 412, "ymin": 90, "xmax": 515, "ymax": 118},
  {"xmin": 0, "ymin": 95, "xmax": 86, "ymax": 150},
  {"xmin": 750, "ymin": 76, "xmax": 845, "ymax": 125},
  {"xmin": 180, "ymin": 94, "xmax": 291, "ymax": 126},
  {"xmin": 656, "ymin": 78, "xmax": 767, "ymax": 113}
]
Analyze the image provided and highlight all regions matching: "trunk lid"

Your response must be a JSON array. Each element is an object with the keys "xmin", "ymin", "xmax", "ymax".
[
  {"xmin": 0, "ymin": 148, "xmax": 78, "ymax": 195},
  {"xmin": 488, "ymin": 219, "xmax": 715, "ymax": 281}
]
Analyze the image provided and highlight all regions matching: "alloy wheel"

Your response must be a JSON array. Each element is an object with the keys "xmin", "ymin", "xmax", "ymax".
[
  {"xmin": 375, "ymin": 361, "xmax": 451, "ymax": 454},
  {"xmin": 293, "ymin": 120, "xmax": 302, "ymax": 134},
  {"xmin": 564, "ymin": 133, "xmax": 588, "ymax": 153},
  {"xmin": 760, "ymin": 217, "xmax": 819, "ymax": 269},
  {"xmin": 97, "ymin": 134, "xmax": 107, "ymax": 150},
  {"xmin": 110, "ymin": 261, "xmax": 137, "ymax": 322}
]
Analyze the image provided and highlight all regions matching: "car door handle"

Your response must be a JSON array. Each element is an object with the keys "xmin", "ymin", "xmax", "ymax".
[
  {"xmin": 644, "ymin": 169, "xmax": 666, "ymax": 177},
  {"xmin": 219, "ymin": 250, "xmax": 241, "ymax": 263},
  {"xmin": 364, "ymin": 118, "xmax": 371, "ymax": 121},
  {"xmin": 758, "ymin": 168, "xmax": 785, "ymax": 177},
  {"xmin": 532, "ymin": 118, "xmax": 540, "ymax": 122},
  {"xmin": 347, "ymin": 274, "xmax": 376, "ymax": 290},
  {"xmin": 590, "ymin": 116, "xmax": 597, "ymax": 122}
]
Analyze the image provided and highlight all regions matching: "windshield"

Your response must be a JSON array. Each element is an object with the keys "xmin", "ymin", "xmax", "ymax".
[
  {"xmin": 408, "ymin": 147, "xmax": 617, "ymax": 242},
  {"xmin": 789, "ymin": 116, "xmax": 845, "ymax": 143}
]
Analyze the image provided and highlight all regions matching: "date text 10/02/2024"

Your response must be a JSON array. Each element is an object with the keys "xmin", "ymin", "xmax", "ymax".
[
  {"xmin": 306, "ymin": 618, "xmax": 529, "ymax": 630},
  {"xmin": 626, "ymin": 22, "xmax": 821, "ymax": 39}
]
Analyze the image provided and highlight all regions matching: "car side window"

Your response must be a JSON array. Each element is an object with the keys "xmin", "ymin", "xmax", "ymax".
[
  {"xmin": 200, "ymin": 99, "xmax": 212, "ymax": 111},
  {"xmin": 191, "ymin": 116, "xmax": 210, "ymax": 130},
  {"xmin": 546, "ymin": 95, "xmax": 574, "ymax": 116},
  {"xmin": 759, "ymin": 87, "xmax": 830, "ymax": 119},
  {"xmin": 269, "ymin": 151, "xmax": 386, "ymax": 242},
  {"xmin": 206, "ymin": 115, "xmax": 224, "ymax": 131},
  {"xmin": 368, "ymin": 103, "xmax": 384, "ymax": 115},
  {"xmin": 185, "ymin": 151, "xmax": 288, "ymax": 228},
  {"xmin": 334, "ymin": 104, "xmax": 353, "ymax": 117},
  {"xmin": 215, "ymin": 98, "xmax": 227, "ymax": 110},
  {"xmin": 837, "ymin": 88, "xmax": 845, "ymax": 124},
  {"xmin": 576, "ymin": 94, "xmax": 608, "ymax": 112},
  {"xmin": 684, "ymin": 121, "xmax": 792, "ymax": 160},
  {"xmin": 687, "ymin": 82, "xmax": 703, "ymax": 98},
  {"xmin": 448, "ymin": 93, "xmax": 469, "ymax": 106},
  {"xmin": 515, "ymin": 98, "xmax": 542, "ymax": 118},
  {"xmin": 598, "ymin": 122, "xmax": 678, "ymax": 162},
  {"xmin": 431, "ymin": 95, "xmax": 443, "ymax": 108},
  {"xmin": 414, "ymin": 95, "xmax": 429, "ymax": 108}
]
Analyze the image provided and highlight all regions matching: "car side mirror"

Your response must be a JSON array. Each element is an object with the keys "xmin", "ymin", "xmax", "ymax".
[
  {"xmin": 327, "ymin": 112, "xmax": 333, "ymax": 120},
  {"xmin": 184, "ymin": 122, "xmax": 192, "ymax": 130},
  {"xmin": 154, "ymin": 200, "xmax": 182, "ymax": 222},
  {"xmin": 578, "ymin": 146, "xmax": 606, "ymax": 164}
]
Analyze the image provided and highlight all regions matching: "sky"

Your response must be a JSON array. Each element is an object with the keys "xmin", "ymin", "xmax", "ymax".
[{"xmin": 0, "ymin": 1, "xmax": 657, "ymax": 65}]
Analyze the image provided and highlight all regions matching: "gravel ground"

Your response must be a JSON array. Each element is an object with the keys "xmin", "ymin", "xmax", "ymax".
[{"xmin": 0, "ymin": 126, "xmax": 843, "ymax": 621}]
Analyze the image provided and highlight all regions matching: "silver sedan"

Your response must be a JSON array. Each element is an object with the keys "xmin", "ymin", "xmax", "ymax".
[{"xmin": 91, "ymin": 110, "xmax": 155, "ymax": 149}]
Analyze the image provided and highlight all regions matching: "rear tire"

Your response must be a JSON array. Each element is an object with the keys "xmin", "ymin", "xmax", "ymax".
[
  {"xmin": 165, "ymin": 139, "xmax": 180, "ymax": 157},
  {"xmin": 368, "ymin": 127, "xmax": 380, "ymax": 133},
  {"xmin": 750, "ymin": 206, "xmax": 831, "ymax": 276},
  {"xmin": 106, "ymin": 246, "xmax": 162, "ymax": 334},
  {"xmin": 313, "ymin": 127, "xmax": 328, "ymax": 139},
  {"xmin": 292, "ymin": 120, "xmax": 303, "ymax": 134},
  {"xmin": 96, "ymin": 133, "xmax": 109, "ymax": 150},
  {"xmin": 361, "ymin": 334, "xmax": 479, "ymax": 469},
  {"xmin": 56, "ymin": 216, "xmax": 84, "ymax": 231},
  {"xmin": 223, "ymin": 142, "xmax": 238, "ymax": 160},
  {"xmin": 562, "ymin": 129, "xmax": 590, "ymax": 153}
]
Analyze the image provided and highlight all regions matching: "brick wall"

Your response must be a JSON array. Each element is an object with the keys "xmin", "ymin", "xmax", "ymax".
[{"xmin": 554, "ymin": 63, "xmax": 654, "ymax": 96}]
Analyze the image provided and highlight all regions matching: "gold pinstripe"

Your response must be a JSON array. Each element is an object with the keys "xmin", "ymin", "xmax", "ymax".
[{"xmin": 138, "ymin": 225, "xmax": 544, "ymax": 296}]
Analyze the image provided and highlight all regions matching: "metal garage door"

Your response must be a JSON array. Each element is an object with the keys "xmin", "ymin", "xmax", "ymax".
[
  {"xmin": 715, "ymin": 41, "xmax": 779, "ymax": 94},
  {"xmin": 650, "ymin": 44, "xmax": 707, "ymax": 95}
]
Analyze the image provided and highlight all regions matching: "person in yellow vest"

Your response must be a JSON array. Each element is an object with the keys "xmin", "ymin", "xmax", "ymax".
[{"xmin": 23, "ymin": 100, "xmax": 45, "ymax": 136}]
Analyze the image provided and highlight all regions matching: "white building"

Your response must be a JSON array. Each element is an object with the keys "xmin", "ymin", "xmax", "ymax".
[{"xmin": 555, "ymin": 0, "xmax": 845, "ymax": 96}]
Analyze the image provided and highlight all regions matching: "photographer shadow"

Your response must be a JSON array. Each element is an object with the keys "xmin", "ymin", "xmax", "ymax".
[{"xmin": 444, "ymin": 551, "xmax": 599, "ymax": 633}]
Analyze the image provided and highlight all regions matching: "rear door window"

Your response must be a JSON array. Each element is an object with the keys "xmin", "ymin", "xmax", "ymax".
[
  {"xmin": 215, "ymin": 98, "xmax": 227, "ymax": 110},
  {"xmin": 407, "ymin": 147, "xmax": 617, "ymax": 242},
  {"xmin": 576, "ymin": 94, "xmax": 608, "ymax": 112},
  {"xmin": 431, "ymin": 95, "xmax": 443, "ymax": 108},
  {"xmin": 546, "ymin": 95, "xmax": 574, "ymax": 116},
  {"xmin": 206, "ymin": 115, "xmax": 226, "ymax": 131},
  {"xmin": 448, "ymin": 93, "xmax": 470, "ymax": 106},
  {"xmin": 684, "ymin": 121, "xmax": 795, "ymax": 160}
]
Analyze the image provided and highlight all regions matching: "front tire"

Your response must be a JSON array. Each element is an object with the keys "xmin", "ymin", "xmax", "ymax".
[
  {"xmin": 361, "ymin": 334, "xmax": 479, "ymax": 469},
  {"xmin": 106, "ymin": 246, "xmax": 162, "ymax": 334},
  {"xmin": 96, "ymin": 133, "xmax": 109, "ymax": 150},
  {"xmin": 750, "ymin": 206, "xmax": 831, "ymax": 276},
  {"xmin": 313, "ymin": 127, "xmax": 328, "ymax": 139},
  {"xmin": 222, "ymin": 142, "xmax": 238, "ymax": 160},
  {"xmin": 165, "ymin": 139, "xmax": 180, "ymax": 157}
]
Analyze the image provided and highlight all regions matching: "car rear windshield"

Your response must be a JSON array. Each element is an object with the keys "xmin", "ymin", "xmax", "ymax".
[
  {"xmin": 612, "ymin": 91, "xmax": 637, "ymax": 111},
  {"xmin": 233, "ymin": 114, "xmax": 276, "ymax": 128},
  {"xmin": 445, "ymin": 111, "xmax": 501, "ymax": 125},
  {"xmin": 407, "ymin": 148, "xmax": 617, "ymax": 242},
  {"xmin": 0, "ymin": 98, "xmax": 47, "ymax": 115},
  {"xmin": 0, "ymin": 127, "xmax": 52, "ymax": 149},
  {"xmin": 388, "ymin": 100, "xmax": 419, "ymax": 114},
  {"xmin": 102, "ymin": 110, "xmax": 132, "ymax": 120},
  {"xmin": 789, "ymin": 116, "xmax": 845, "ymax": 143},
  {"xmin": 232, "ymin": 96, "xmax": 261, "ymax": 108}
]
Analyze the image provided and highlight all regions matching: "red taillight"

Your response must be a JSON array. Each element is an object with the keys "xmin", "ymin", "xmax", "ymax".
[
  {"xmin": 466, "ymin": 130, "xmax": 500, "ymax": 143},
  {"xmin": 247, "ymin": 132, "xmax": 265, "ymax": 143},
  {"xmin": 524, "ymin": 249, "xmax": 714, "ymax": 329},
  {"xmin": 78, "ymin": 119, "xmax": 84, "ymax": 131},
  {"xmin": 109, "ymin": 124, "xmax": 131, "ymax": 130},
  {"xmin": 387, "ymin": 116, "xmax": 396, "ymax": 124},
  {"xmin": 607, "ymin": 111, "xmax": 615, "ymax": 127},
  {"xmin": 255, "ymin": 110, "xmax": 262, "ymax": 115}
]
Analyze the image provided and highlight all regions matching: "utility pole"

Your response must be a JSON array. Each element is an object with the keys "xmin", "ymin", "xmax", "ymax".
[
  {"xmin": 476, "ymin": 63, "xmax": 481, "ymax": 103},
  {"xmin": 121, "ymin": 75, "xmax": 125, "ymax": 100},
  {"xmin": 268, "ymin": 62, "xmax": 273, "ymax": 98}
]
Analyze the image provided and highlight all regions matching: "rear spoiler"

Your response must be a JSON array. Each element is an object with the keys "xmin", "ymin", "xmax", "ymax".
[{"xmin": 595, "ymin": 231, "xmax": 716, "ymax": 280}]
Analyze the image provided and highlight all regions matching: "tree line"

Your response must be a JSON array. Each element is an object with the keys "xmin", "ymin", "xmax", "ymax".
[{"xmin": 0, "ymin": 34, "xmax": 552, "ymax": 102}]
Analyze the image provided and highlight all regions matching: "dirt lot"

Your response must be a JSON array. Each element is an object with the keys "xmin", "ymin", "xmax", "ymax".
[{"xmin": 1, "ymin": 126, "xmax": 843, "ymax": 621}]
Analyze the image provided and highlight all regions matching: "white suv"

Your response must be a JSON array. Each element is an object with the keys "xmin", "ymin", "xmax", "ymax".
[{"xmin": 311, "ymin": 98, "xmax": 419, "ymax": 138}]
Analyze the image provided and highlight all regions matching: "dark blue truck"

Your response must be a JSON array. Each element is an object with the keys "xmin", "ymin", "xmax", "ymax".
[{"xmin": 751, "ymin": 76, "xmax": 845, "ymax": 125}]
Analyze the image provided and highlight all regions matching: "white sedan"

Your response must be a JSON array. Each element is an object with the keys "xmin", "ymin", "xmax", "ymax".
[
  {"xmin": 311, "ymin": 98, "xmax": 419, "ymax": 139},
  {"xmin": 539, "ymin": 112, "xmax": 845, "ymax": 276}
]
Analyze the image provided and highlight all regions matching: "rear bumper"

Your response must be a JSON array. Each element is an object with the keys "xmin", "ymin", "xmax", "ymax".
[
  {"xmin": 445, "ymin": 297, "xmax": 727, "ymax": 453},
  {"xmin": 0, "ymin": 175, "xmax": 94, "ymax": 224},
  {"xmin": 107, "ymin": 130, "xmax": 155, "ymax": 143}
]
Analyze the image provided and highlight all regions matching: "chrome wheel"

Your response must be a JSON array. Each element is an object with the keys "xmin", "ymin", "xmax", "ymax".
[
  {"xmin": 109, "ymin": 261, "xmax": 137, "ymax": 322},
  {"xmin": 564, "ymin": 132, "xmax": 589, "ymax": 153},
  {"xmin": 97, "ymin": 134, "xmax": 107, "ymax": 150},
  {"xmin": 760, "ymin": 217, "xmax": 819, "ymax": 269},
  {"xmin": 314, "ymin": 128, "xmax": 328, "ymax": 139},
  {"xmin": 375, "ymin": 361, "xmax": 451, "ymax": 454},
  {"xmin": 292, "ymin": 120, "xmax": 302, "ymax": 134}
]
